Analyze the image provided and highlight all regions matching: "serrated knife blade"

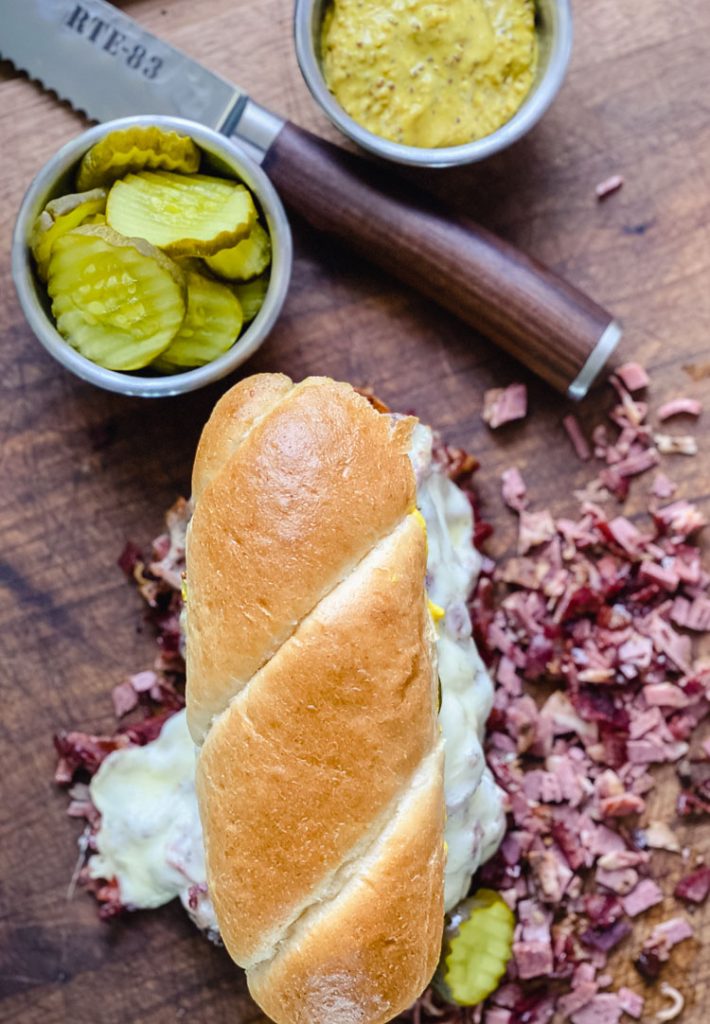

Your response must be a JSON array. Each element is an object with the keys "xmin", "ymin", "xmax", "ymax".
[
  {"xmin": 1, "ymin": 0, "xmax": 621, "ymax": 397},
  {"xmin": 0, "ymin": 0, "xmax": 282, "ymax": 160}
]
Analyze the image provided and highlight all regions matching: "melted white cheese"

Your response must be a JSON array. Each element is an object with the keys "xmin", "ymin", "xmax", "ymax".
[
  {"xmin": 89, "ymin": 711, "xmax": 218, "ymax": 933},
  {"xmin": 411, "ymin": 424, "xmax": 506, "ymax": 910},
  {"xmin": 88, "ymin": 426, "xmax": 504, "ymax": 925}
]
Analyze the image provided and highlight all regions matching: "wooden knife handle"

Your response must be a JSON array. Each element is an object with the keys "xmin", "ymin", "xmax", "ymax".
[{"xmin": 262, "ymin": 122, "xmax": 620, "ymax": 397}]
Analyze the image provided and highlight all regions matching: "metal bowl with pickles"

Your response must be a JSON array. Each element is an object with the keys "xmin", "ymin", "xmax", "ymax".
[{"xmin": 12, "ymin": 116, "xmax": 292, "ymax": 398}]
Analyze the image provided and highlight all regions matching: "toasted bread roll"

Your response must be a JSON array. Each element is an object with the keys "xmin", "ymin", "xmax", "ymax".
[{"xmin": 187, "ymin": 374, "xmax": 444, "ymax": 1024}]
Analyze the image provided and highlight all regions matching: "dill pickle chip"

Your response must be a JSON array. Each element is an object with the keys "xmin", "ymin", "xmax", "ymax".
[
  {"xmin": 47, "ymin": 225, "xmax": 185, "ymax": 371},
  {"xmin": 106, "ymin": 171, "xmax": 257, "ymax": 257},
  {"xmin": 30, "ymin": 188, "xmax": 107, "ymax": 280},
  {"xmin": 435, "ymin": 889, "xmax": 514, "ymax": 1007},
  {"xmin": 204, "ymin": 222, "xmax": 272, "ymax": 281},
  {"xmin": 153, "ymin": 269, "xmax": 243, "ymax": 372},
  {"xmin": 231, "ymin": 274, "xmax": 269, "ymax": 323},
  {"xmin": 76, "ymin": 126, "xmax": 200, "ymax": 191},
  {"xmin": 146, "ymin": 170, "xmax": 236, "ymax": 197}
]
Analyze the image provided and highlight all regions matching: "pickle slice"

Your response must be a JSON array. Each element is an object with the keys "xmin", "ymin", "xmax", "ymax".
[
  {"xmin": 76, "ymin": 126, "xmax": 200, "ymax": 190},
  {"xmin": 153, "ymin": 269, "xmax": 243, "ymax": 372},
  {"xmin": 435, "ymin": 889, "xmax": 514, "ymax": 1006},
  {"xmin": 231, "ymin": 274, "xmax": 269, "ymax": 323},
  {"xmin": 30, "ymin": 188, "xmax": 107, "ymax": 280},
  {"xmin": 47, "ymin": 225, "xmax": 185, "ymax": 371},
  {"xmin": 205, "ymin": 222, "xmax": 272, "ymax": 281},
  {"xmin": 106, "ymin": 171, "xmax": 257, "ymax": 257}
]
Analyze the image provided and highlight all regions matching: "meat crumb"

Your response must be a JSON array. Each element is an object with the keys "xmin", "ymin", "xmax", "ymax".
[
  {"xmin": 657, "ymin": 398, "xmax": 702, "ymax": 421},
  {"xmin": 650, "ymin": 473, "xmax": 677, "ymax": 499},
  {"xmin": 563, "ymin": 415, "xmax": 592, "ymax": 461},
  {"xmin": 595, "ymin": 175, "xmax": 624, "ymax": 200},
  {"xmin": 570, "ymin": 993, "xmax": 622, "ymax": 1024},
  {"xmin": 111, "ymin": 680, "xmax": 139, "ymax": 718},
  {"xmin": 501, "ymin": 467, "xmax": 528, "ymax": 512},
  {"xmin": 517, "ymin": 509, "xmax": 556, "ymax": 554},
  {"xmin": 616, "ymin": 988, "xmax": 644, "ymax": 1020},
  {"xmin": 614, "ymin": 363, "xmax": 649, "ymax": 392},
  {"xmin": 621, "ymin": 879, "xmax": 663, "ymax": 917},
  {"xmin": 482, "ymin": 383, "xmax": 528, "ymax": 429},
  {"xmin": 674, "ymin": 865, "xmax": 710, "ymax": 905},
  {"xmin": 654, "ymin": 433, "xmax": 698, "ymax": 456},
  {"xmin": 643, "ymin": 821, "xmax": 681, "ymax": 853}
]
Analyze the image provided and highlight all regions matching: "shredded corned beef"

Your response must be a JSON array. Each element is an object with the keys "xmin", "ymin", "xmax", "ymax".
[
  {"xmin": 409, "ymin": 370, "xmax": 707, "ymax": 1024},
  {"xmin": 55, "ymin": 500, "xmax": 191, "ymax": 917}
]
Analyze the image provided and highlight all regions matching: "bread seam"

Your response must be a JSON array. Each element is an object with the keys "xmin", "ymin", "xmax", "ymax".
[
  {"xmin": 242, "ymin": 738, "xmax": 443, "ymax": 971},
  {"xmin": 200, "ymin": 513, "xmax": 417, "ymax": 744},
  {"xmin": 190, "ymin": 380, "xmax": 417, "ymax": 746}
]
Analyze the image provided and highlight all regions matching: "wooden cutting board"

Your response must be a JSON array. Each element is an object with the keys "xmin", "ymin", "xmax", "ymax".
[{"xmin": 0, "ymin": 1, "xmax": 708, "ymax": 1020}]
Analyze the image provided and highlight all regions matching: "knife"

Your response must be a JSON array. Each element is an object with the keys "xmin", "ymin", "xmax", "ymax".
[{"xmin": 1, "ymin": 0, "xmax": 621, "ymax": 398}]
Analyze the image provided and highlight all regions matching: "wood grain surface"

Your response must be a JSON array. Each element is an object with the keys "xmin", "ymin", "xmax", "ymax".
[{"xmin": 1, "ymin": 1, "xmax": 709, "ymax": 1021}]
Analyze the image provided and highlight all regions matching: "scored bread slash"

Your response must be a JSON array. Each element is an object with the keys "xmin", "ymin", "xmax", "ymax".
[{"xmin": 106, "ymin": 170, "xmax": 257, "ymax": 256}]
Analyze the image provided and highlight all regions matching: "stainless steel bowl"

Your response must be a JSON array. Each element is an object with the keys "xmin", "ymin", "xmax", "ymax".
[
  {"xmin": 12, "ymin": 115, "xmax": 292, "ymax": 398},
  {"xmin": 294, "ymin": 0, "xmax": 573, "ymax": 168}
]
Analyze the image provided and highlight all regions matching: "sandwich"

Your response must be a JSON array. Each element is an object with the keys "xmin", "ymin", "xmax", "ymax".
[{"xmin": 81, "ymin": 373, "xmax": 505, "ymax": 1023}]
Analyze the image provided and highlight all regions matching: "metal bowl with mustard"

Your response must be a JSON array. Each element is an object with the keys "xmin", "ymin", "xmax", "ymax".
[
  {"xmin": 12, "ymin": 115, "xmax": 292, "ymax": 398},
  {"xmin": 294, "ymin": 0, "xmax": 573, "ymax": 168}
]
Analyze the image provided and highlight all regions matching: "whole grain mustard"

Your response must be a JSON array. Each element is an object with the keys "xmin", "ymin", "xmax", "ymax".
[{"xmin": 321, "ymin": 0, "xmax": 538, "ymax": 149}]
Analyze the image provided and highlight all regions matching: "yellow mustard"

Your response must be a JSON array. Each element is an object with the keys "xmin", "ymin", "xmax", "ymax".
[{"xmin": 321, "ymin": 0, "xmax": 538, "ymax": 149}]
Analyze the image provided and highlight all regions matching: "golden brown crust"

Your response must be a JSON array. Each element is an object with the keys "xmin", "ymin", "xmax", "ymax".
[
  {"xmin": 186, "ymin": 376, "xmax": 417, "ymax": 743},
  {"xmin": 187, "ymin": 374, "xmax": 445, "ymax": 1023},
  {"xmin": 191, "ymin": 372, "xmax": 294, "ymax": 501},
  {"xmin": 247, "ymin": 753, "xmax": 446, "ymax": 1024},
  {"xmin": 197, "ymin": 513, "xmax": 436, "ymax": 965}
]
